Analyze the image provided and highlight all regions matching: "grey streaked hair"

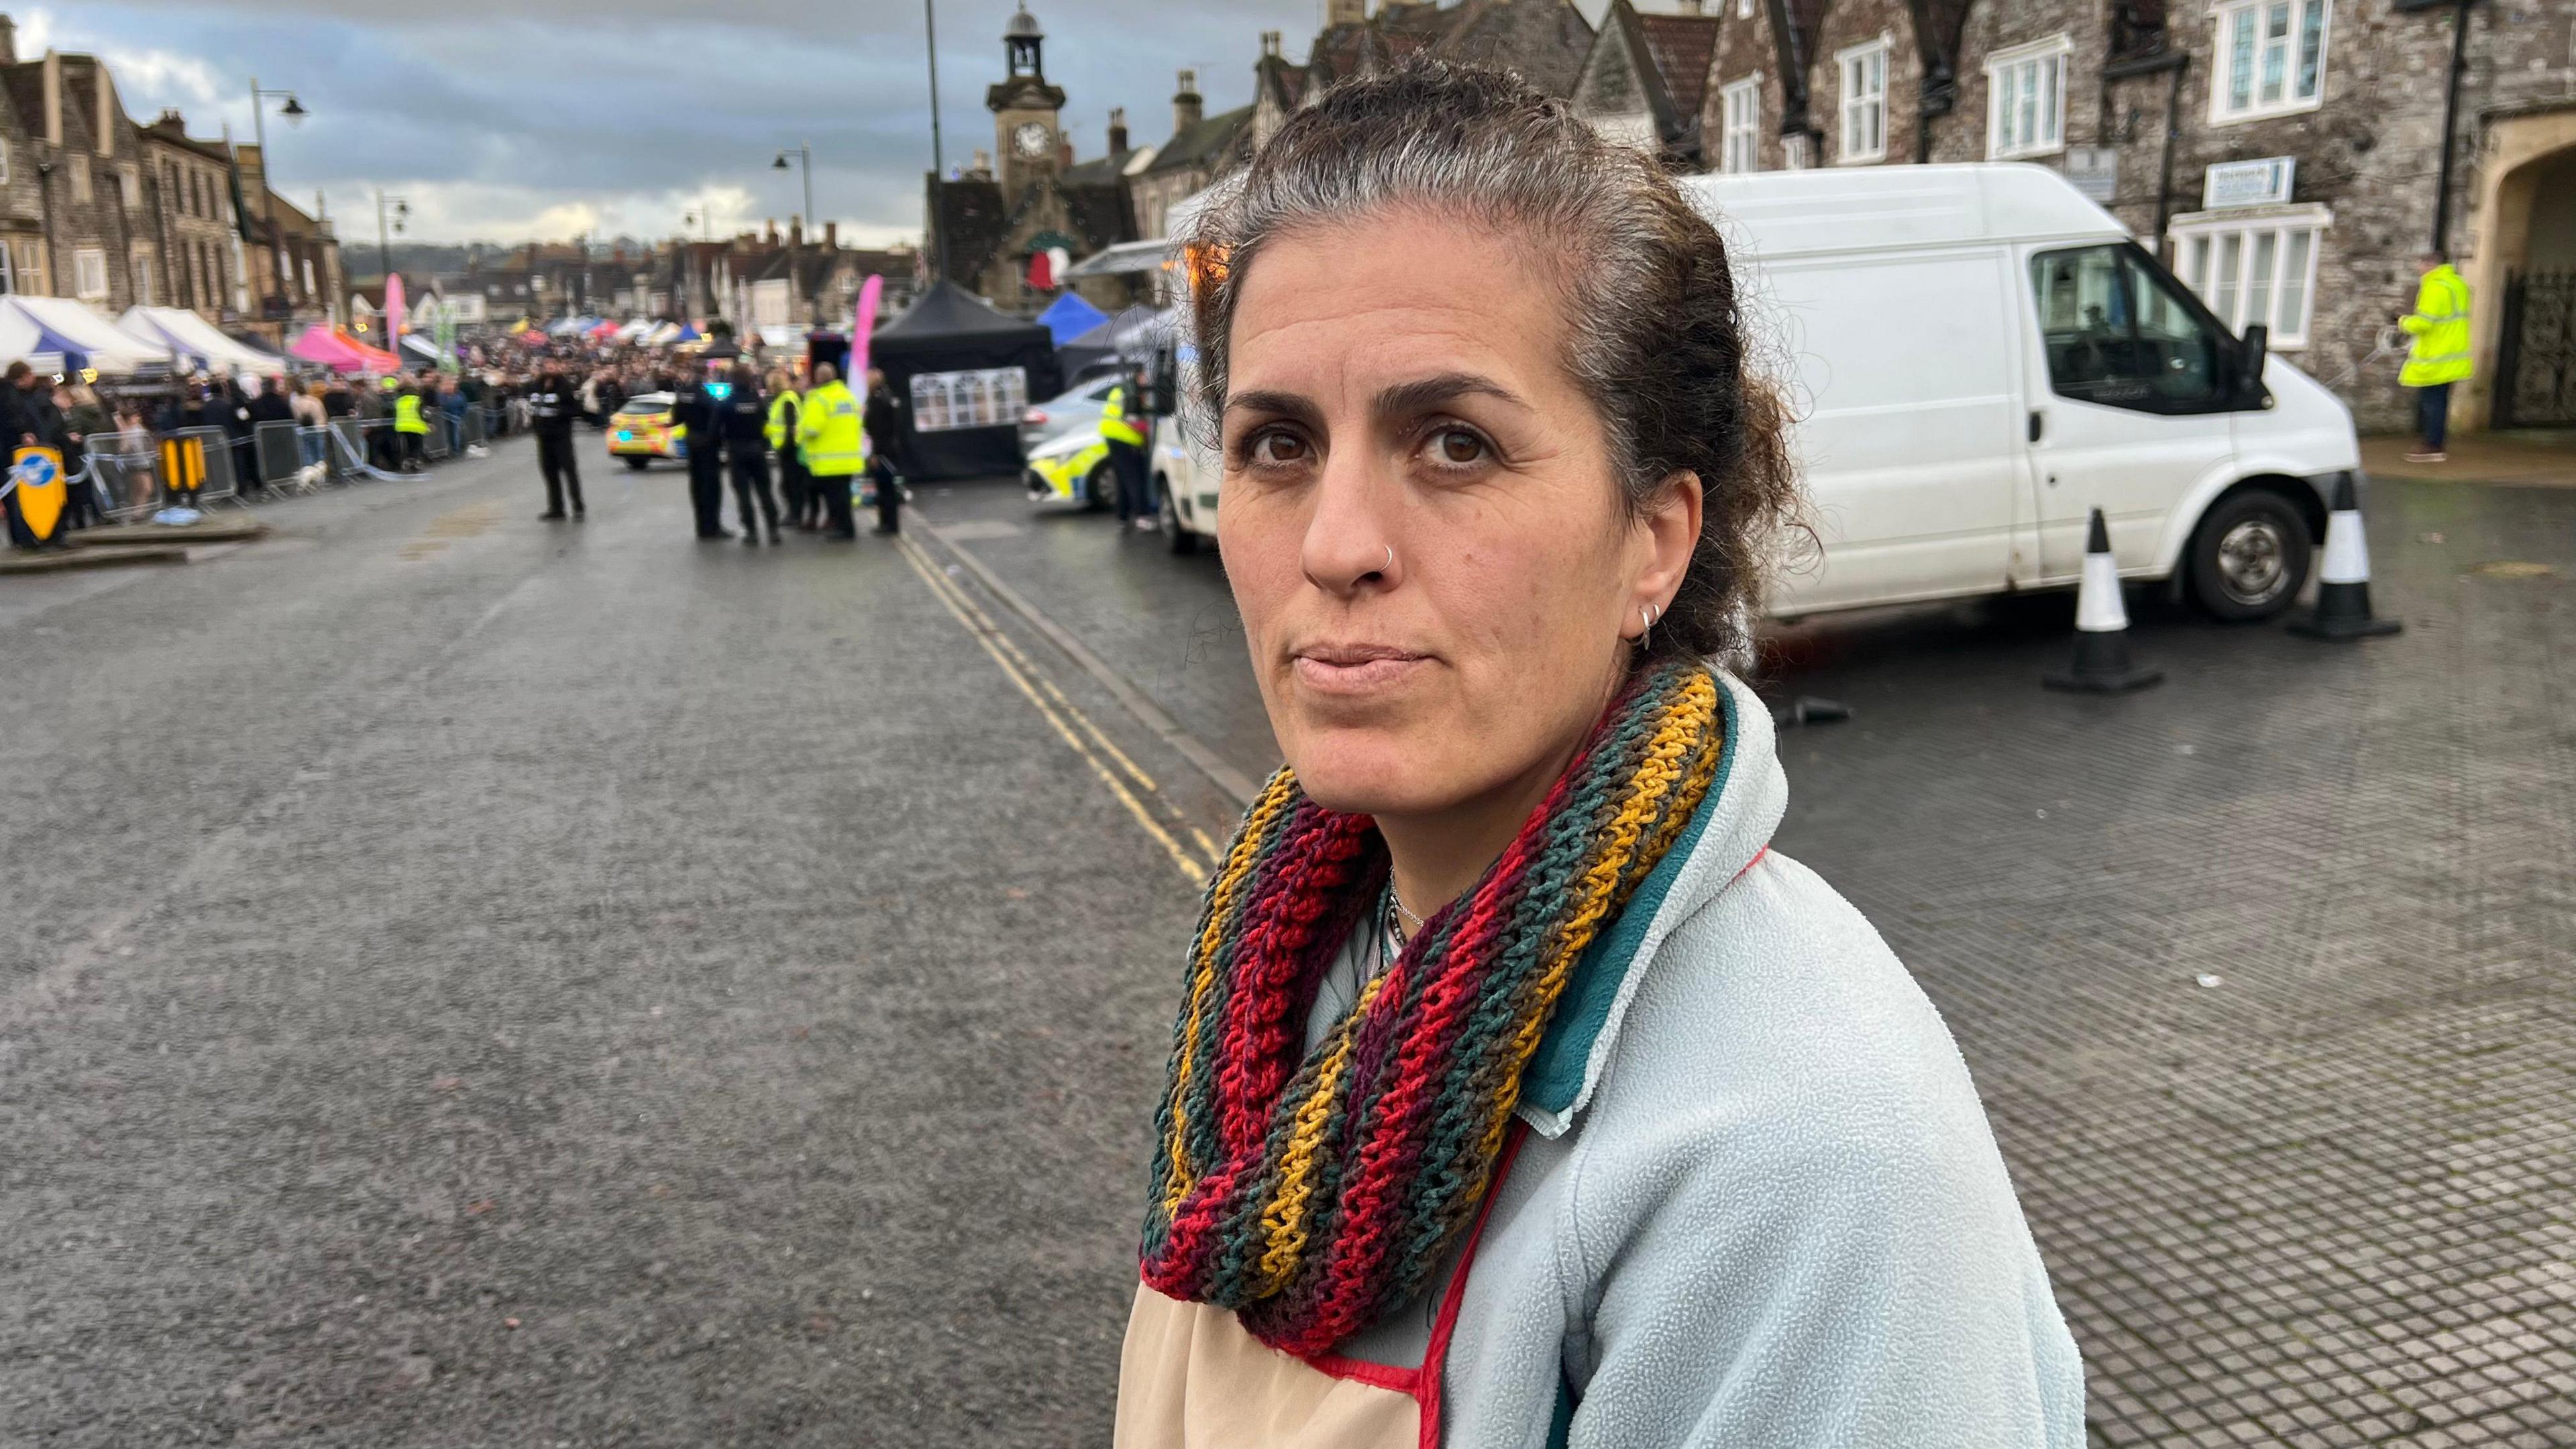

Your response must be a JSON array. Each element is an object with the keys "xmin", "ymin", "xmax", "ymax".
[{"xmin": 1179, "ymin": 57, "xmax": 1799, "ymax": 668}]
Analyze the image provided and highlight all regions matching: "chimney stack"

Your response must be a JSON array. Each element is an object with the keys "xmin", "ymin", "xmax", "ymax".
[
  {"xmin": 1059, "ymin": 137, "xmax": 1075, "ymax": 167},
  {"xmin": 1108, "ymin": 107, "xmax": 1129, "ymax": 156},
  {"xmin": 1262, "ymin": 30, "xmax": 1281, "ymax": 58},
  {"xmin": 824, "ymin": 221, "xmax": 837, "ymax": 249},
  {"xmin": 1174, "ymin": 70, "xmax": 1203, "ymax": 133},
  {"xmin": 765, "ymin": 217, "xmax": 779, "ymax": 244},
  {"xmin": 789, "ymin": 217, "xmax": 804, "ymax": 248},
  {"xmin": 1326, "ymin": 0, "xmax": 1365, "ymax": 26}
]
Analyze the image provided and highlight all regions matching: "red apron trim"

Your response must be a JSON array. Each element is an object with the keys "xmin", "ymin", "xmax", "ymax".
[{"xmin": 1297, "ymin": 1122, "xmax": 1533, "ymax": 1448}]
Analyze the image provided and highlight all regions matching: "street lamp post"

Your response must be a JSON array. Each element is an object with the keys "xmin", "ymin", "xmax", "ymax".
[
  {"xmin": 773, "ymin": 142, "xmax": 814, "ymax": 237},
  {"xmin": 375, "ymin": 191, "xmax": 411, "ymax": 287},
  {"xmin": 926, "ymin": 0, "xmax": 948, "ymax": 281},
  {"xmin": 248, "ymin": 77, "xmax": 307, "ymax": 319}
]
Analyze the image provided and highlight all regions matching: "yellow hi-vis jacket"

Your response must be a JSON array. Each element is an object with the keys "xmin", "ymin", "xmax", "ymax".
[
  {"xmin": 765, "ymin": 390, "xmax": 800, "ymax": 451},
  {"xmin": 2400, "ymin": 264, "xmax": 2473, "ymax": 387},
  {"xmin": 1099, "ymin": 382, "xmax": 1144, "ymax": 446},
  {"xmin": 797, "ymin": 380, "xmax": 864, "ymax": 476},
  {"xmin": 393, "ymin": 393, "xmax": 429, "ymax": 435}
]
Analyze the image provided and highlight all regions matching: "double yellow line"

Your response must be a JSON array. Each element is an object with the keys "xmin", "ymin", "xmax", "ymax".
[{"xmin": 896, "ymin": 533, "xmax": 1222, "ymax": 885}]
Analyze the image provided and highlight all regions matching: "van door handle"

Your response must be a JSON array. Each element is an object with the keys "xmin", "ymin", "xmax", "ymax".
[{"xmin": 2027, "ymin": 410, "xmax": 2045, "ymax": 443}]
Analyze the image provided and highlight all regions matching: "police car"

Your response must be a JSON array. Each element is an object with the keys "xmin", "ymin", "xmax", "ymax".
[{"xmin": 607, "ymin": 392, "xmax": 685, "ymax": 469}]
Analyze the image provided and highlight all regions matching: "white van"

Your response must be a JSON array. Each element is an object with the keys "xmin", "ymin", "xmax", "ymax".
[{"xmin": 1152, "ymin": 163, "xmax": 2359, "ymax": 621}]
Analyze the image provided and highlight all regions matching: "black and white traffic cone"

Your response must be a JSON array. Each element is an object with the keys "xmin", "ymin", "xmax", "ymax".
[
  {"xmin": 2044, "ymin": 508, "xmax": 2163, "ymax": 693},
  {"xmin": 2289, "ymin": 472, "xmax": 2402, "ymax": 640}
]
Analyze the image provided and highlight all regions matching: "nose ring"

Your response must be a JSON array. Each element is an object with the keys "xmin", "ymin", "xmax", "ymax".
[{"xmin": 1380, "ymin": 544, "xmax": 1395, "ymax": 576}]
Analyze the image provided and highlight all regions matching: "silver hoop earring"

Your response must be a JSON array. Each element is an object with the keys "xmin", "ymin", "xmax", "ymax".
[{"xmin": 1638, "ymin": 601, "xmax": 1660, "ymax": 651}]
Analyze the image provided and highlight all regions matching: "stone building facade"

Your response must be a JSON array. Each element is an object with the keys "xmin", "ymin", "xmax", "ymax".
[
  {"xmin": 1572, "ymin": 0, "xmax": 1723, "ymax": 164},
  {"xmin": 139, "ymin": 112, "xmax": 242, "ymax": 323},
  {"xmin": 922, "ymin": 5, "xmax": 1137, "ymax": 313},
  {"xmin": 0, "ymin": 11, "xmax": 347, "ymax": 346},
  {"xmin": 1682, "ymin": 0, "xmax": 2576, "ymax": 432},
  {"xmin": 0, "ymin": 31, "xmax": 155, "ymax": 313},
  {"xmin": 235, "ymin": 143, "xmax": 344, "ymax": 339}
]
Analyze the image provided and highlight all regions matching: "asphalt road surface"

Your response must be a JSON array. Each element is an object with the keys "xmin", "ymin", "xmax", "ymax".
[
  {"xmin": 9, "ymin": 442, "xmax": 2572, "ymax": 1448},
  {"xmin": 1, "ymin": 440, "xmax": 1230, "ymax": 1446}
]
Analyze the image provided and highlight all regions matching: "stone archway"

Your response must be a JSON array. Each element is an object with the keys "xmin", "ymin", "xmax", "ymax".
[{"xmin": 2460, "ymin": 105, "xmax": 2576, "ymax": 429}]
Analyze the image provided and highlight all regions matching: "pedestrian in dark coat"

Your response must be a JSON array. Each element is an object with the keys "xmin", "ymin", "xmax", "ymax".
[
  {"xmin": 669, "ymin": 368, "xmax": 729, "ymax": 539},
  {"xmin": 219, "ymin": 379, "xmax": 258, "ymax": 494},
  {"xmin": 721, "ymin": 362, "xmax": 779, "ymax": 545},
  {"xmin": 862, "ymin": 368, "xmax": 911, "ymax": 537},
  {"xmin": 528, "ymin": 363, "xmax": 588, "ymax": 520}
]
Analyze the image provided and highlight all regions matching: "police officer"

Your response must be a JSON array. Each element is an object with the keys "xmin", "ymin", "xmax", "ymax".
[
  {"xmin": 392, "ymin": 376, "xmax": 431, "ymax": 473},
  {"xmin": 1101, "ymin": 363, "xmax": 1151, "ymax": 531},
  {"xmin": 722, "ymin": 362, "xmax": 780, "ymax": 545},
  {"xmin": 766, "ymin": 370, "xmax": 809, "ymax": 529},
  {"xmin": 796, "ymin": 362, "xmax": 863, "ymax": 541},
  {"xmin": 529, "ymin": 362, "xmax": 587, "ymax": 519},
  {"xmin": 669, "ymin": 363, "xmax": 731, "ymax": 539}
]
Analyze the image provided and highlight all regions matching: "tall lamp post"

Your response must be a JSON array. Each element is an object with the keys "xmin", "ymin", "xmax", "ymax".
[
  {"xmin": 773, "ymin": 142, "xmax": 814, "ymax": 236},
  {"xmin": 926, "ymin": 0, "xmax": 947, "ymax": 281},
  {"xmin": 375, "ymin": 191, "xmax": 411, "ymax": 285},
  {"xmin": 248, "ymin": 78, "xmax": 307, "ymax": 318}
]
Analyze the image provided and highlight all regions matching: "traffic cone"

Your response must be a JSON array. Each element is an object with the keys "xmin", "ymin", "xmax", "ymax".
[
  {"xmin": 2289, "ymin": 472, "xmax": 2402, "ymax": 640},
  {"xmin": 2044, "ymin": 508, "xmax": 2163, "ymax": 693}
]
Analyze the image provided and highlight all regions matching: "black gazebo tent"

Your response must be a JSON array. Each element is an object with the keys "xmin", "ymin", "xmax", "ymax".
[{"xmin": 870, "ymin": 282, "xmax": 1058, "ymax": 481}]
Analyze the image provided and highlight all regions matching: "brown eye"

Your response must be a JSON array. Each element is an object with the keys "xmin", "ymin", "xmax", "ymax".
[
  {"xmin": 1251, "ymin": 429, "xmax": 1309, "ymax": 466},
  {"xmin": 1435, "ymin": 428, "xmax": 1486, "ymax": 464}
]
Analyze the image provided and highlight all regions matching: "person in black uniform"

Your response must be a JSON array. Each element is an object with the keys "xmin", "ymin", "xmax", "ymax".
[
  {"xmin": 861, "ymin": 366, "xmax": 912, "ymax": 537},
  {"xmin": 721, "ymin": 362, "xmax": 780, "ymax": 545},
  {"xmin": 669, "ymin": 366, "xmax": 729, "ymax": 539},
  {"xmin": 529, "ymin": 363, "xmax": 588, "ymax": 520}
]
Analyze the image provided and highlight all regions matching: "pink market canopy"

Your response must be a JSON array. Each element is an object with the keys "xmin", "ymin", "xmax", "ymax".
[{"xmin": 289, "ymin": 326, "xmax": 400, "ymax": 374}]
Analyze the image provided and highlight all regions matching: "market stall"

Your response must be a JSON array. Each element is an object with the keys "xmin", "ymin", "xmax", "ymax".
[
  {"xmin": 118, "ymin": 306, "xmax": 278, "ymax": 374},
  {"xmin": 869, "ymin": 281, "xmax": 1057, "ymax": 482},
  {"xmin": 0, "ymin": 296, "xmax": 172, "ymax": 374}
]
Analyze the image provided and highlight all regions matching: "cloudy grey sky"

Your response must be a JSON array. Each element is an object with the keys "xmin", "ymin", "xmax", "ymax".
[{"xmin": 26, "ymin": 0, "xmax": 1410, "ymax": 248}]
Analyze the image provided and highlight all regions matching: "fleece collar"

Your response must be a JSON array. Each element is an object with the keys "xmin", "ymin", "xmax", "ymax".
[{"xmin": 1517, "ymin": 671, "xmax": 1786, "ymax": 1138}]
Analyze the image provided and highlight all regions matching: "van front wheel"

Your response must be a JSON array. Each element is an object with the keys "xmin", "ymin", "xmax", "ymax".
[{"xmin": 2187, "ymin": 488, "xmax": 2310, "ymax": 621}]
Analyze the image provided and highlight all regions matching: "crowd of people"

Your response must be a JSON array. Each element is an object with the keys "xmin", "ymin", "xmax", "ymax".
[{"xmin": 0, "ymin": 328, "xmax": 918, "ymax": 553}]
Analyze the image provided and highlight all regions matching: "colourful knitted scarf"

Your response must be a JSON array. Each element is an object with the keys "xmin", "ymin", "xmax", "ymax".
[{"xmin": 1140, "ymin": 659, "xmax": 1727, "ymax": 1356}]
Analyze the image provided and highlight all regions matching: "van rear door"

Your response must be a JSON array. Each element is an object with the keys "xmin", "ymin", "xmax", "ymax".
[
  {"xmin": 2019, "ymin": 242, "xmax": 2244, "ymax": 581},
  {"xmin": 1762, "ymin": 246, "xmax": 2022, "ymax": 614}
]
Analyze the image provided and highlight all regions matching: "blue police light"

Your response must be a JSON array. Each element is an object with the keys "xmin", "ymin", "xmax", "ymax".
[{"xmin": 705, "ymin": 380, "xmax": 733, "ymax": 402}]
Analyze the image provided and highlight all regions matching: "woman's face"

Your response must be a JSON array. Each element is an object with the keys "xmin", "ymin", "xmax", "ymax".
[{"xmin": 1218, "ymin": 208, "xmax": 1698, "ymax": 820}]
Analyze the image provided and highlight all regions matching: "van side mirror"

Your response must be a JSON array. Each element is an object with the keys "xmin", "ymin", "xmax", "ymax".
[
  {"xmin": 1147, "ymin": 345, "xmax": 1178, "ymax": 417},
  {"xmin": 2239, "ymin": 323, "xmax": 2269, "ymax": 406}
]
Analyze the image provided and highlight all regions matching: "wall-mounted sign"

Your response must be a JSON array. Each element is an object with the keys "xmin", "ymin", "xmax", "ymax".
[
  {"xmin": 2204, "ymin": 157, "xmax": 2296, "ymax": 210},
  {"xmin": 910, "ymin": 366, "xmax": 1028, "ymax": 433},
  {"xmin": 2062, "ymin": 146, "xmax": 2119, "ymax": 203}
]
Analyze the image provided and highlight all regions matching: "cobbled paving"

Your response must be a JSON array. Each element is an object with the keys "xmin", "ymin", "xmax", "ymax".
[{"xmin": 1762, "ymin": 478, "xmax": 2575, "ymax": 1448}]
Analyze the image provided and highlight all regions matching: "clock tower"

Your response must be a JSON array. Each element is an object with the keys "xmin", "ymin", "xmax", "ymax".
[{"xmin": 987, "ymin": 4, "xmax": 1066, "ymax": 197}]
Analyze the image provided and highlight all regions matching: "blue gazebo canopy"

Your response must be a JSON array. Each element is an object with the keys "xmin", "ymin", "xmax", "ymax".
[{"xmin": 1036, "ymin": 292, "xmax": 1109, "ymax": 345}]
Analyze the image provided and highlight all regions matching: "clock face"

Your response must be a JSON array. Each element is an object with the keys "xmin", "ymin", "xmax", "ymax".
[{"xmin": 1013, "ymin": 121, "xmax": 1053, "ymax": 159}]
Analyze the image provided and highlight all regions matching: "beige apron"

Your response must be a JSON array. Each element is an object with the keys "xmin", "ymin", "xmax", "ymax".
[{"xmin": 1115, "ymin": 1130, "xmax": 1528, "ymax": 1449}]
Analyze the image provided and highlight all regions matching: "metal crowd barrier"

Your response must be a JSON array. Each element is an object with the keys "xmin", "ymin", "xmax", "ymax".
[
  {"xmin": 327, "ymin": 419, "xmax": 407, "ymax": 483},
  {"xmin": 171, "ymin": 425, "xmax": 243, "ymax": 508},
  {"xmin": 84, "ymin": 452, "xmax": 164, "ymax": 521},
  {"xmin": 254, "ymin": 420, "xmax": 307, "ymax": 492},
  {"xmin": 421, "ymin": 415, "xmax": 452, "ymax": 462}
]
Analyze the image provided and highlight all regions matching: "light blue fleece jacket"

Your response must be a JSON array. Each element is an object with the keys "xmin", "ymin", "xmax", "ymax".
[{"xmin": 1306, "ymin": 670, "xmax": 2086, "ymax": 1447}]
